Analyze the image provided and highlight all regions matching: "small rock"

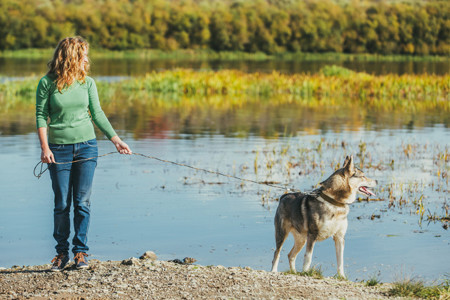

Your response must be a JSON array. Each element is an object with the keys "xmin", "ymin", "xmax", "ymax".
[
  {"xmin": 121, "ymin": 257, "xmax": 139, "ymax": 266},
  {"xmin": 140, "ymin": 251, "xmax": 157, "ymax": 261},
  {"xmin": 183, "ymin": 257, "xmax": 197, "ymax": 264},
  {"xmin": 169, "ymin": 259, "xmax": 184, "ymax": 265},
  {"xmin": 168, "ymin": 257, "xmax": 197, "ymax": 265}
]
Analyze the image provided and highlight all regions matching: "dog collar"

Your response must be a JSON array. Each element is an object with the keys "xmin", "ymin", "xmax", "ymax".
[{"xmin": 318, "ymin": 192, "xmax": 347, "ymax": 207}]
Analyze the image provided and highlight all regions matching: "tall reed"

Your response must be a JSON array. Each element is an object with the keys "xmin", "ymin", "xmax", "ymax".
[{"xmin": 1, "ymin": 69, "xmax": 448, "ymax": 113}]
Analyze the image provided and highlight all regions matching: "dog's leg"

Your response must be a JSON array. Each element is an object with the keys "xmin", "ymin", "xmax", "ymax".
[
  {"xmin": 333, "ymin": 235, "xmax": 345, "ymax": 277},
  {"xmin": 288, "ymin": 231, "xmax": 306, "ymax": 273},
  {"xmin": 271, "ymin": 234, "xmax": 288, "ymax": 272},
  {"xmin": 271, "ymin": 216, "xmax": 289, "ymax": 272},
  {"xmin": 302, "ymin": 234, "xmax": 317, "ymax": 272}
]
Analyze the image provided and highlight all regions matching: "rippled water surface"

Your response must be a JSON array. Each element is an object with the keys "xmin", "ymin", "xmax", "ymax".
[{"xmin": 0, "ymin": 112, "xmax": 448, "ymax": 282}]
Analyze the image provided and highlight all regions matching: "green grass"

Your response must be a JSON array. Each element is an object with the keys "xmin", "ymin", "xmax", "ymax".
[
  {"xmin": 389, "ymin": 278, "xmax": 450, "ymax": 299},
  {"xmin": 285, "ymin": 266, "xmax": 324, "ymax": 279},
  {"xmin": 0, "ymin": 48, "xmax": 54, "ymax": 59},
  {"xmin": 333, "ymin": 274, "xmax": 348, "ymax": 281},
  {"xmin": 365, "ymin": 275, "xmax": 381, "ymax": 287},
  {"xmin": 1, "ymin": 48, "xmax": 449, "ymax": 62}
]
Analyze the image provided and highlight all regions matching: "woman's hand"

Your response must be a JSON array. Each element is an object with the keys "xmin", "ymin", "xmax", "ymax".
[
  {"xmin": 111, "ymin": 136, "xmax": 132, "ymax": 154},
  {"xmin": 41, "ymin": 147, "xmax": 56, "ymax": 163}
]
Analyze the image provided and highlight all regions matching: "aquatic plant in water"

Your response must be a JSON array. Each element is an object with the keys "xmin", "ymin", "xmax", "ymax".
[
  {"xmin": 250, "ymin": 139, "xmax": 449, "ymax": 227},
  {"xmin": 1, "ymin": 69, "xmax": 449, "ymax": 113}
]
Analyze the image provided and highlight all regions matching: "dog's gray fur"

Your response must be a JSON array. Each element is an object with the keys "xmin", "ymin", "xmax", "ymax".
[{"xmin": 271, "ymin": 156, "xmax": 376, "ymax": 277}]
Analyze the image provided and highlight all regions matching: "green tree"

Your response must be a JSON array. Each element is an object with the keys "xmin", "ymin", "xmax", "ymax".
[
  {"xmin": 209, "ymin": 10, "xmax": 232, "ymax": 51},
  {"xmin": 0, "ymin": 0, "xmax": 448, "ymax": 55}
]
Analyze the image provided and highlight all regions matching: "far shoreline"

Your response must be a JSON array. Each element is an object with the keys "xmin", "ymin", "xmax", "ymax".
[{"xmin": 1, "ymin": 48, "xmax": 449, "ymax": 62}]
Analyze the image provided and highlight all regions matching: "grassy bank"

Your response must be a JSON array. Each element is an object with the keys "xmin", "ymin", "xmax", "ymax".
[
  {"xmin": 1, "ymin": 68, "xmax": 448, "ymax": 113},
  {"xmin": 287, "ymin": 267, "xmax": 450, "ymax": 299},
  {"xmin": 1, "ymin": 49, "xmax": 449, "ymax": 62}
]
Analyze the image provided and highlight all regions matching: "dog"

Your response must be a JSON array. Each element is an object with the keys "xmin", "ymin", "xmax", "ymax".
[{"xmin": 271, "ymin": 155, "xmax": 376, "ymax": 277}]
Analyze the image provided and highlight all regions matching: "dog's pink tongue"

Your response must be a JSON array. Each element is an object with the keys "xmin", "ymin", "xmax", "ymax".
[{"xmin": 360, "ymin": 186, "xmax": 375, "ymax": 196}]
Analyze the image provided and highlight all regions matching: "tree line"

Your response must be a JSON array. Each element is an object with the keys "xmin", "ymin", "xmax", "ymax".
[{"xmin": 0, "ymin": 0, "xmax": 449, "ymax": 55}]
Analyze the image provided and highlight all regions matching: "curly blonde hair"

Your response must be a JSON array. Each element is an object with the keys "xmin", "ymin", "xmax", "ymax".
[{"xmin": 47, "ymin": 36, "xmax": 90, "ymax": 92}]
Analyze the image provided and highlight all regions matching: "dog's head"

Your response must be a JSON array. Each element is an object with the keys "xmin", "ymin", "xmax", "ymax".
[{"xmin": 320, "ymin": 156, "xmax": 377, "ymax": 204}]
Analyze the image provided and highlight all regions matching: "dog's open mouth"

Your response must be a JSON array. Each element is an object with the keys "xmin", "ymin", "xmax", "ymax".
[{"xmin": 359, "ymin": 186, "xmax": 375, "ymax": 196}]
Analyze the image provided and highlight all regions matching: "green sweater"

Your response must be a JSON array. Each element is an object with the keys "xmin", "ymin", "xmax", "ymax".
[{"xmin": 36, "ymin": 75, "xmax": 116, "ymax": 144}]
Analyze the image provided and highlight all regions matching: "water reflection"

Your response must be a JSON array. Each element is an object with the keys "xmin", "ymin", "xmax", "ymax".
[
  {"xmin": 1, "ymin": 57, "xmax": 449, "ymax": 77},
  {"xmin": 2, "ymin": 100, "xmax": 448, "ymax": 139}
]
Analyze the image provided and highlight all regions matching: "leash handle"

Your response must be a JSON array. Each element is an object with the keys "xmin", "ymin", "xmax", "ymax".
[
  {"xmin": 33, "ymin": 152, "xmax": 117, "ymax": 178},
  {"xmin": 33, "ymin": 161, "xmax": 49, "ymax": 179}
]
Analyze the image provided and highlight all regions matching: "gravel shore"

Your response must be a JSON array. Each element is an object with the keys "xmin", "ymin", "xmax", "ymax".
[{"xmin": 0, "ymin": 255, "xmax": 395, "ymax": 299}]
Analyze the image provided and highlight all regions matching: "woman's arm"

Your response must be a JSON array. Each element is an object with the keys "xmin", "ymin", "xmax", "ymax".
[
  {"xmin": 87, "ymin": 77, "xmax": 117, "ymax": 139},
  {"xmin": 36, "ymin": 76, "xmax": 55, "ymax": 163},
  {"xmin": 38, "ymin": 127, "xmax": 55, "ymax": 163},
  {"xmin": 87, "ymin": 78, "xmax": 132, "ymax": 155}
]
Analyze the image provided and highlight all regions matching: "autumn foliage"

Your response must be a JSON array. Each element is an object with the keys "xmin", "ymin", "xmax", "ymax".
[{"xmin": 0, "ymin": 0, "xmax": 449, "ymax": 55}]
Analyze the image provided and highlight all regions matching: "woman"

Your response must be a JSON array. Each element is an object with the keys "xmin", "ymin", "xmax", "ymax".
[{"xmin": 36, "ymin": 36, "xmax": 132, "ymax": 271}]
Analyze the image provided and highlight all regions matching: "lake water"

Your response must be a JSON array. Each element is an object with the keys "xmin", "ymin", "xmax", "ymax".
[
  {"xmin": 1, "ymin": 57, "xmax": 449, "ymax": 77},
  {"xmin": 0, "ymin": 56, "xmax": 448, "ymax": 282},
  {"xmin": 0, "ymin": 109, "xmax": 448, "ymax": 283}
]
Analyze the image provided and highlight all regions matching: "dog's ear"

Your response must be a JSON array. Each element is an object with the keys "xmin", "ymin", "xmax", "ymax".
[
  {"xmin": 344, "ymin": 155, "xmax": 355, "ymax": 174},
  {"xmin": 343, "ymin": 156, "xmax": 350, "ymax": 168}
]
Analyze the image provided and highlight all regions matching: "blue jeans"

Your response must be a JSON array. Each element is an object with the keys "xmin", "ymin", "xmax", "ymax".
[{"xmin": 48, "ymin": 138, "xmax": 98, "ymax": 255}]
